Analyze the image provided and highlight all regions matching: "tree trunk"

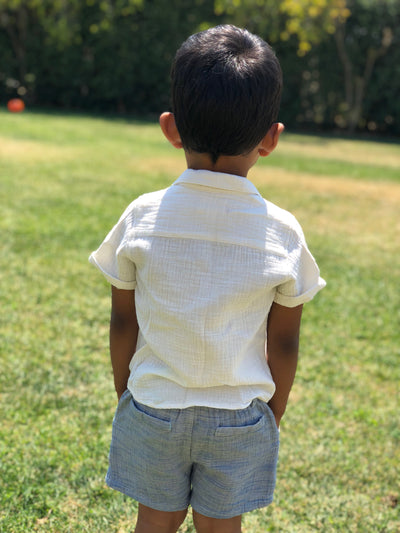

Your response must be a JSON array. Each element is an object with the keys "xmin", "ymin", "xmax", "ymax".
[
  {"xmin": 334, "ymin": 22, "xmax": 393, "ymax": 133},
  {"xmin": 3, "ymin": 6, "xmax": 28, "ymax": 83}
]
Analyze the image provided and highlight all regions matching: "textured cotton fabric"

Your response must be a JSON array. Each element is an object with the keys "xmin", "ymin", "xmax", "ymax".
[{"xmin": 90, "ymin": 169, "xmax": 325, "ymax": 409}]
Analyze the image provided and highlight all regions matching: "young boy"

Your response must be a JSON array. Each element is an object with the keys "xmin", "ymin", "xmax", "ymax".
[{"xmin": 90, "ymin": 25, "xmax": 325, "ymax": 533}]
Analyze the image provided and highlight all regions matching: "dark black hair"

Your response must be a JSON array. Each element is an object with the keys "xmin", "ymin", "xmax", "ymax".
[{"xmin": 171, "ymin": 25, "xmax": 282, "ymax": 163}]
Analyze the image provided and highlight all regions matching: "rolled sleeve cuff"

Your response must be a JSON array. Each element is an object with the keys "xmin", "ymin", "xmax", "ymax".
[
  {"xmin": 274, "ymin": 277, "xmax": 326, "ymax": 308},
  {"xmin": 89, "ymin": 254, "xmax": 137, "ymax": 290}
]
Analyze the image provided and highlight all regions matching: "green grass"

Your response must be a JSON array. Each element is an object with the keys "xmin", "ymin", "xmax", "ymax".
[{"xmin": 0, "ymin": 110, "xmax": 399, "ymax": 532}]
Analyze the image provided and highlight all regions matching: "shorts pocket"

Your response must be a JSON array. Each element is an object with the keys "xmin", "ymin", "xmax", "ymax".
[
  {"xmin": 215, "ymin": 415, "xmax": 265, "ymax": 437},
  {"xmin": 130, "ymin": 397, "xmax": 172, "ymax": 432}
]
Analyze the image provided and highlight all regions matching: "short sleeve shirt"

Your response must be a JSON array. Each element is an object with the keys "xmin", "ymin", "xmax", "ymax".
[{"xmin": 90, "ymin": 169, "xmax": 326, "ymax": 409}]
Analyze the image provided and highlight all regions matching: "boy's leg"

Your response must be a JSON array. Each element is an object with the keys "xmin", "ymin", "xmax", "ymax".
[
  {"xmin": 135, "ymin": 504, "xmax": 187, "ymax": 533},
  {"xmin": 192, "ymin": 510, "xmax": 242, "ymax": 533}
]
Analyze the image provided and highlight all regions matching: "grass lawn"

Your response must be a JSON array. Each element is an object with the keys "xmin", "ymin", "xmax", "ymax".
[{"xmin": 0, "ymin": 110, "xmax": 399, "ymax": 532}]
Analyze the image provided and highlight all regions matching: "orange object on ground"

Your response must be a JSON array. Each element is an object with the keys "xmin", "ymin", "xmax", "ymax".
[{"xmin": 7, "ymin": 99, "xmax": 25, "ymax": 112}]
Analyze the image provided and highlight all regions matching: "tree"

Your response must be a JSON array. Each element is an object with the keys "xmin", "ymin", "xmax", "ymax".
[
  {"xmin": 333, "ymin": 0, "xmax": 396, "ymax": 132},
  {"xmin": 214, "ymin": 0, "xmax": 398, "ymax": 133},
  {"xmin": 214, "ymin": 0, "xmax": 350, "ymax": 55},
  {"xmin": 0, "ymin": 0, "xmax": 143, "ymax": 102}
]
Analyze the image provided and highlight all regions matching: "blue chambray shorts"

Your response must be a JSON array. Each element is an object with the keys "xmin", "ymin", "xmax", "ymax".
[{"xmin": 106, "ymin": 389, "xmax": 280, "ymax": 519}]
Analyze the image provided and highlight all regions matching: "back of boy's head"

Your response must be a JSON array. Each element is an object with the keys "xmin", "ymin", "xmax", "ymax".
[{"xmin": 171, "ymin": 25, "xmax": 282, "ymax": 164}]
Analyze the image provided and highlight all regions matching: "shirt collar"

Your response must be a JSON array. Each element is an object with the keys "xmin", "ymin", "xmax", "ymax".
[{"xmin": 173, "ymin": 169, "xmax": 261, "ymax": 196}]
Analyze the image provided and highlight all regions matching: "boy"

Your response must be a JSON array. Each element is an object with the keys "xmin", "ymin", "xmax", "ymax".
[{"xmin": 90, "ymin": 25, "xmax": 325, "ymax": 533}]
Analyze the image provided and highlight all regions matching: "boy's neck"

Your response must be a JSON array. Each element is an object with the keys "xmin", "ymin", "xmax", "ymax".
[{"xmin": 185, "ymin": 150, "xmax": 259, "ymax": 178}]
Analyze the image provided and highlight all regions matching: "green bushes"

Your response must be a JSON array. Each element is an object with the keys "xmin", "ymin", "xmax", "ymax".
[
  {"xmin": 0, "ymin": 0, "xmax": 399, "ymax": 135},
  {"xmin": 0, "ymin": 0, "xmax": 220, "ymax": 113}
]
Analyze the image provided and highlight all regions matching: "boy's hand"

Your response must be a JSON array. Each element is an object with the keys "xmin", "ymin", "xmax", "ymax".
[{"xmin": 266, "ymin": 303, "xmax": 303, "ymax": 426}]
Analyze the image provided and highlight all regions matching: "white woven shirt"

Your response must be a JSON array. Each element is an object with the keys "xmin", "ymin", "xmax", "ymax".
[{"xmin": 90, "ymin": 169, "xmax": 326, "ymax": 409}]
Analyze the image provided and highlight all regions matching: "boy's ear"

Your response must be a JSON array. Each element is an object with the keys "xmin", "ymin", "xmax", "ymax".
[
  {"xmin": 258, "ymin": 122, "xmax": 285, "ymax": 157},
  {"xmin": 159, "ymin": 112, "xmax": 183, "ymax": 149}
]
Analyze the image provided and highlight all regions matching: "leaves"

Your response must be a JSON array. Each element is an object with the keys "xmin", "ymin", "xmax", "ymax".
[{"xmin": 215, "ymin": 0, "xmax": 350, "ymax": 54}]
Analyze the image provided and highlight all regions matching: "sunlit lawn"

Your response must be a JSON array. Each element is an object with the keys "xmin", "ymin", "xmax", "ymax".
[{"xmin": 0, "ymin": 110, "xmax": 399, "ymax": 532}]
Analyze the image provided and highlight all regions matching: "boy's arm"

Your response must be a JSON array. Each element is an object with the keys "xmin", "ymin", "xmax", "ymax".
[
  {"xmin": 110, "ymin": 286, "xmax": 139, "ymax": 400},
  {"xmin": 266, "ymin": 302, "xmax": 303, "ymax": 427}
]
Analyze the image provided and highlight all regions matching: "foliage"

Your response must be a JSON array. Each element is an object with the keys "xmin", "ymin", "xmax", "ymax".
[
  {"xmin": 279, "ymin": 0, "xmax": 350, "ymax": 54},
  {"xmin": 223, "ymin": 0, "xmax": 399, "ymax": 135},
  {"xmin": 215, "ymin": 0, "xmax": 350, "ymax": 55},
  {"xmin": 0, "ymin": 0, "xmax": 142, "ymax": 79},
  {"xmin": 291, "ymin": 0, "xmax": 400, "ymax": 133},
  {"xmin": 0, "ymin": 0, "xmax": 219, "ymax": 112},
  {"xmin": 332, "ymin": 0, "xmax": 398, "ymax": 131},
  {"xmin": 0, "ymin": 111, "xmax": 399, "ymax": 531},
  {"xmin": 0, "ymin": 0, "xmax": 399, "ymax": 134}
]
